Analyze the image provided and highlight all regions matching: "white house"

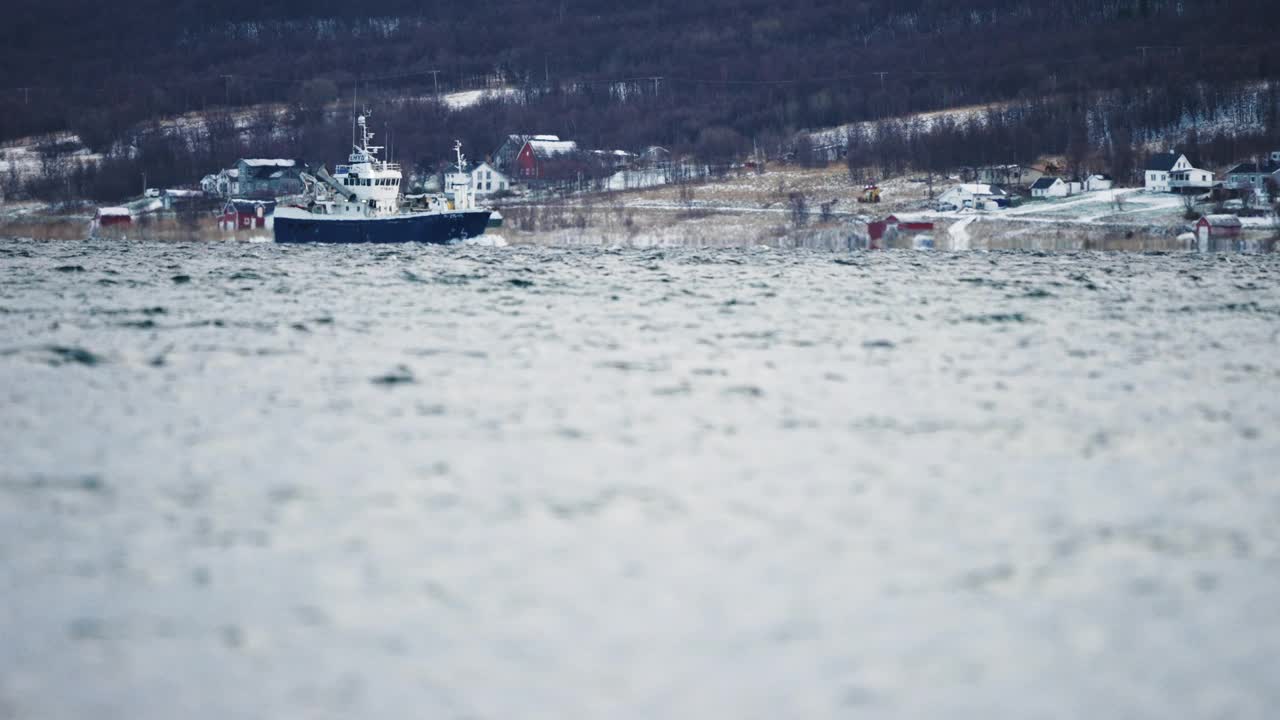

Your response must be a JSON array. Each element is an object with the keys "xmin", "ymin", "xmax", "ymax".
[
  {"xmin": 936, "ymin": 183, "xmax": 1008, "ymax": 210},
  {"xmin": 207, "ymin": 168, "xmax": 240, "ymax": 197},
  {"xmin": 1030, "ymin": 177, "xmax": 1070, "ymax": 198},
  {"xmin": 467, "ymin": 161, "xmax": 510, "ymax": 196},
  {"xmin": 1085, "ymin": 174, "xmax": 1113, "ymax": 192},
  {"xmin": 1144, "ymin": 152, "xmax": 1195, "ymax": 193},
  {"xmin": 1170, "ymin": 167, "xmax": 1215, "ymax": 193}
]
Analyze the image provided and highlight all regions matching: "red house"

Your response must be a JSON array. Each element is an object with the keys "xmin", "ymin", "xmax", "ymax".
[
  {"xmin": 515, "ymin": 136, "xmax": 581, "ymax": 180},
  {"xmin": 1195, "ymin": 214, "xmax": 1243, "ymax": 250},
  {"xmin": 866, "ymin": 219, "xmax": 890, "ymax": 249},
  {"xmin": 220, "ymin": 199, "xmax": 275, "ymax": 231},
  {"xmin": 94, "ymin": 207, "xmax": 131, "ymax": 227},
  {"xmin": 885, "ymin": 215, "xmax": 935, "ymax": 232}
]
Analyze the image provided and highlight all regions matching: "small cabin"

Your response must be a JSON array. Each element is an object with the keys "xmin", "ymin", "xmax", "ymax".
[
  {"xmin": 1031, "ymin": 177, "xmax": 1069, "ymax": 198},
  {"xmin": 1195, "ymin": 214, "xmax": 1243, "ymax": 251},
  {"xmin": 220, "ymin": 199, "xmax": 275, "ymax": 231},
  {"xmin": 94, "ymin": 207, "xmax": 131, "ymax": 226},
  {"xmin": 1085, "ymin": 174, "xmax": 1113, "ymax": 192},
  {"xmin": 884, "ymin": 215, "xmax": 934, "ymax": 232}
]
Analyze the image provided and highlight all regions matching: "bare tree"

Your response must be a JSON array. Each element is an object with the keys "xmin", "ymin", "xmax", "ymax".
[
  {"xmin": 677, "ymin": 181, "xmax": 696, "ymax": 216},
  {"xmin": 789, "ymin": 191, "xmax": 808, "ymax": 227},
  {"xmin": 1182, "ymin": 192, "xmax": 1199, "ymax": 220},
  {"xmin": 820, "ymin": 199, "xmax": 837, "ymax": 223}
]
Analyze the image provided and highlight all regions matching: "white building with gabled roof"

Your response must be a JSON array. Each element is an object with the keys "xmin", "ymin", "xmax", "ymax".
[
  {"xmin": 936, "ymin": 183, "xmax": 1008, "ymax": 210},
  {"xmin": 466, "ymin": 161, "xmax": 510, "ymax": 196},
  {"xmin": 1145, "ymin": 152, "xmax": 1196, "ymax": 193}
]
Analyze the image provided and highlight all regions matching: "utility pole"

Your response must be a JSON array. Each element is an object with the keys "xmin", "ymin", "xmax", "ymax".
[
  {"xmin": 19, "ymin": 87, "xmax": 29, "ymax": 105},
  {"xmin": 428, "ymin": 69, "xmax": 441, "ymax": 100},
  {"xmin": 873, "ymin": 71, "xmax": 888, "ymax": 90},
  {"xmin": 221, "ymin": 75, "xmax": 233, "ymax": 105}
]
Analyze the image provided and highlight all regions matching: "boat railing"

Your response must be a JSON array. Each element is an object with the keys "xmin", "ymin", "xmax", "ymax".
[{"xmin": 335, "ymin": 162, "xmax": 400, "ymax": 174}]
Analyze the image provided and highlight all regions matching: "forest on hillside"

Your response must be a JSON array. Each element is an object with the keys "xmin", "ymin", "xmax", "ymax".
[{"xmin": 2, "ymin": 0, "xmax": 1279, "ymax": 201}]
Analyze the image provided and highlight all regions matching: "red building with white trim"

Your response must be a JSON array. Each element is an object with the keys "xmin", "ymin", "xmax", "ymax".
[
  {"xmin": 515, "ymin": 136, "xmax": 582, "ymax": 180},
  {"xmin": 220, "ymin": 199, "xmax": 275, "ymax": 231}
]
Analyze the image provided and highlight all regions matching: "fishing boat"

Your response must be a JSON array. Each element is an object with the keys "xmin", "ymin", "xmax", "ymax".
[{"xmin": 274, "ymin": 114, "xmax": 490, "ymax": 244}]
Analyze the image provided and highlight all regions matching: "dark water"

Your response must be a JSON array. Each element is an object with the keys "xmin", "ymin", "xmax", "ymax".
[{"xmin": 2, "ymin": 239, "xmax": 1279, "ymax": 719}]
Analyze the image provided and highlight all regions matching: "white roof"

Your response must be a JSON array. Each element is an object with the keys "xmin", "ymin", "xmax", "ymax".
[
  {"xmin": 241, "ymin": 159, "xmax": 296, "ymax": 168},
  {"xmin": 1202, "ymin": 214, "xmax": 1242, "ymax": 226},
  {"xmin": 97, "ymin": 207, "xmax": 130, "ymax": 216},
  {"xmin": 528, "ymin": 139, "xmax": 577, "ymax": 156},
  {"xmin": 947, "ymin": 183, "xmax": 1004, "ymax": 196},
  {"xmin": 531, "ymin": 135, "xmax": 560, "ymax": 141}
]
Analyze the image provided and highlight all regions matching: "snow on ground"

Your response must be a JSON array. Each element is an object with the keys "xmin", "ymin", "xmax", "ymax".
[
  {"xmin": 443, "ymin": 87, "xmax": 520, "ymax": 110},
  {"xmin": 808, "ymin": 101, "xmax": 1008, "ymax": 149},
  {"xmin": 0, "ymin": 133, "xmax": 103, "ymax": 181},
  {"xmin": 1239, "ymin": 215, "xmax": 1279, "ymax": 228},
  {"xmin": 893, "ymin": 188, "xmax": 1192, "ymax": 229}
]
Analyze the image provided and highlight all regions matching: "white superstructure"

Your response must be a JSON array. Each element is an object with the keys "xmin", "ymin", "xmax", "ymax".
[
  {"xmin": 289, "ymin": 113, "xmax": 482, "ymax": 219},
  {"xmin": 317, "ymin": 114, "xmax": 403, "ymax": 216}
]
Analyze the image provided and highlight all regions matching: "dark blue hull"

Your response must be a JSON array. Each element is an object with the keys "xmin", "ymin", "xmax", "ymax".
[{"xmin": 274, "ymin": 210, "xmax": 491, "ymax": 244}]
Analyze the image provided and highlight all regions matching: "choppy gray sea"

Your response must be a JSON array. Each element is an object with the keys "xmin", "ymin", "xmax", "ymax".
[{"xmin": 2, "ymin": 239, "xmax": 1279, "ymax": 719}]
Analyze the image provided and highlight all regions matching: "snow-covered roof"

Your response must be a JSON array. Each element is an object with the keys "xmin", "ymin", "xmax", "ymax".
[
  {"xmin": 226, "ymin": 198, "xmax": 276, "ymax": 212},
  {"xmin": 240, "ymin": 159, "xmax": 296, "ymax": 168},
  {"xmin": 222, "ymin": 168, "xmax": 240, "ymax": 178},
  {"xmin": 527, "ymin": 139, "xmax": 578, "ymax": 157},
  {"xmin": 531, "ymin": 135, "xmax": 560, "ymax": 141},
  {"xmin": 946, "ymin": 183, "xmax": 1005, "ymax": 196},
  {"xmin": 1201, "ymin": 214, "xmax": 1242, "ymax": 227},
  {"xmin": 163, "ymin": 189, "xmax": 203, "ymax": 197},
  {"xmin": 96, "ymin": 207, "xmax": 130, "ymax": 217}
]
